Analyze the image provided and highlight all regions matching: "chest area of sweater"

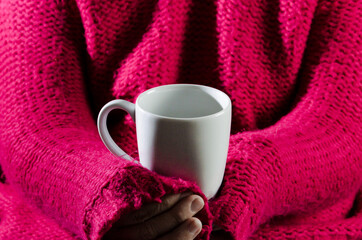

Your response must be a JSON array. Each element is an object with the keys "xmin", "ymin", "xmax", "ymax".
[{"xmin": 81, "ymin": 0, "xmax": 315, "ymax": 130}]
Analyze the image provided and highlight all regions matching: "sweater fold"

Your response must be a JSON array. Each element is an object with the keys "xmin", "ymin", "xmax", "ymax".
[{"xmin": 0, "ymin": 0, "xmax": 361, "ymax": 239}]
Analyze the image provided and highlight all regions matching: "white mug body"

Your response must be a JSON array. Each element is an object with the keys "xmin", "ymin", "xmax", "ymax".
[
  {"xmin": 135, "ymin": 85, "xmax": 231, "ymax": 199},
  {"xmin": 98, "ymin": 84, "xmax": 232, "ymax": 199}
]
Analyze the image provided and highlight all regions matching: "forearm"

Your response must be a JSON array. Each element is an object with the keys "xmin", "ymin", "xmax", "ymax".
[
  {"xmin": 261, "ymin": 0, "xmax": 362, "ymax": 214},
  {"xmin": 211, "ymin": 0, "xmax": 362, "ymax": 238},
  {"xmin": 0, "ymin": 0, "xmax": 117, "ymax": 237},
  {"xmin": 212, "ymin": 94, "xmax": 361, "ymax": 239},
  {"xmin": 0, "ymin": 183, "xmax": 76, "ymax": 239},
  {"xmin": 0, "ymin": 3, "xmax": 213, "ymax": 239}
]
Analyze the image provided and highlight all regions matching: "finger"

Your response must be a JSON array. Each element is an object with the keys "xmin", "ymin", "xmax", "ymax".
[
  {"xmin": 158, "ymin": 217, "xmax": 202, "ymax": 240},
  {"xmin": 118, "ymin": 195, "xmax": 204, "ymax": 240},
  {"xmin": 117, "ymin": 192, "xmax": 192, "ymax": 226}
]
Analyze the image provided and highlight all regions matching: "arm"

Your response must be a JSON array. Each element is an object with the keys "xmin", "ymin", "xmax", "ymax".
[
  {"xmin": 0, "ymin": 183, "xmax": 75, "ymax": 239},
  {"xmin": 211, "ymin": 0, "xmax": 362, "ymax": 238},
  {"xmin": 0, "ymin": 1, "xmax": 211, "ymax": 239}
]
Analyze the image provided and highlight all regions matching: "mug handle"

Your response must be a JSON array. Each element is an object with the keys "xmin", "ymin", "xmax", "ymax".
[{"xmin": 97, "ymin": 99, "xmax": 135, "ymax": 161}]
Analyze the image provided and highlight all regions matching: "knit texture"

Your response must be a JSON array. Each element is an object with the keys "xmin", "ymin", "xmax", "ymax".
[
  {"xmin": 0, "ymin": 183, "xmax": 76, "ymax": 239},
  {"xmin": 0, "ymin": 0, "xmax": 361, "ymax": 239}
]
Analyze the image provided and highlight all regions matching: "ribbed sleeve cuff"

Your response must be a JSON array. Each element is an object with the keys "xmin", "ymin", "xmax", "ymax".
[{"xmin": 83, "ymin": 161, "xmax": 213, "ymax": 240}]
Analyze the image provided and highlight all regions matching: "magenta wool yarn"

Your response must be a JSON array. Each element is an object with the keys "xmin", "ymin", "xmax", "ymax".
[{"xmin": 0, "ymin": 0, "xmax": 361, "ymax": 239}]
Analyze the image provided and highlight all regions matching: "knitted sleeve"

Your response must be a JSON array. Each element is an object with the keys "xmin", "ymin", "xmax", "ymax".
[
  {"xmin": 0, "ymin": 183, "xmax": 76, "ymax": 239},
  {"xmin": 0, "ymin": 1, "xmax": 211, "ymax": 239},
  {"xmin": 210, "ymin": 0, "xmax": 362, "ymax": 239}
]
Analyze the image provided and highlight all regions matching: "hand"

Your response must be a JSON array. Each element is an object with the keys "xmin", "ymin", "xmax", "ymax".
[{"xmin": 103, "ymin": 193, "xmax": 205, "ymax": 240}]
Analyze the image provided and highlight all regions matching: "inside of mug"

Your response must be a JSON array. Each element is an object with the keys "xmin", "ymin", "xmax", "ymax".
[{"xmin": 137, "ymin": 85, "xmax": 229, "ymax": 118}]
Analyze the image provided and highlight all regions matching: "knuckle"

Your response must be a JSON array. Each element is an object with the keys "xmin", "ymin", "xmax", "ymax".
[
  {"xmin": 161, "ymin": 196, "xmax": 172, "ymax": 209},
  {"xmin": 150, "ymin": 204, "xmax": 160, "ymax": 217},
  {"xmin": 129, "ymin": 201, "xmax": 165, "ymax": 224},
  {"xmin": 133, "ymin": 204, "xmax": 160, "ymax": 223},
  {"xmin": 171, "ymin": 207, "xmax": 187, "ymax": 223},
  {"xmin": 131, "ymin": 209, "xmax": 149, "ymax": 223},
  {"xmin": 155, "ymin": 201, "xmax": 164, "ymax": 214},
  {"xmin": 140, "ymin": 222, "xmax": 157, "ymax": 240}
]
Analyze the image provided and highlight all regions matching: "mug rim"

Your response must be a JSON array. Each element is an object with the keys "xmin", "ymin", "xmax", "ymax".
[{"xmin": 135, "ymin": 84, "xmax": 232, "ymax": 121}]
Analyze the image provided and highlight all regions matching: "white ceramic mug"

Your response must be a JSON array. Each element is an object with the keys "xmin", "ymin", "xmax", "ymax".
[{"xmin": 97, "ymin": 84, "xmax": 231, "ymax": 199}]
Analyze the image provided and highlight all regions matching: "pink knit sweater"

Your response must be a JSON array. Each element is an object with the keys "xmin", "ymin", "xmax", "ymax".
[{"xmin": 0, "ymin": 0, "xmax": 361, "ymax": 239}]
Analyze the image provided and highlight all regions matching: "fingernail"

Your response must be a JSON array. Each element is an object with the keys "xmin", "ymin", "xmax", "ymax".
[
  {"xmin": 188, "ymin": 219, "xmax": 202, "ymax": 235},
  {"xmin": 191, "ymin": 197, "xmax": 204, "ymax": 213}
]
